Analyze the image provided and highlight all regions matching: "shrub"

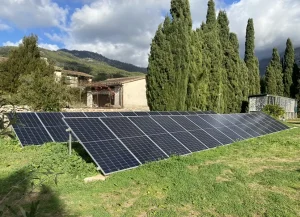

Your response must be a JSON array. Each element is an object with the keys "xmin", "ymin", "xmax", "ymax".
[{"xmin": 262, "ymin": 104, "xmax": 285, "ymax": 119}]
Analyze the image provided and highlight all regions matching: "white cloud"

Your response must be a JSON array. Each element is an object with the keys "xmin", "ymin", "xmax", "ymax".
[
  {"xmin": 39, "ymin": 43, "xmax": 59, "ymax": 51},
  {"xmin": 0, "ymin": 22, "xmax": 11, "ymax": 31},
  {"xmin": 0, "ymin": 0, "xmax": 68, "ymax": 28},
  {"xmin": 225, "ymin": 0, "xmax": 300, "ymax": 58},
  {"xmin": 3, "ymin": 39, "xmax": 59, "ymax": 51},
  {"xmin": 44, "ymin": 33, "xmax": 64, "ymax": 42},
  {"xmin": 3, "ymin": 39, "xmax": 22, "ymax": 47}
]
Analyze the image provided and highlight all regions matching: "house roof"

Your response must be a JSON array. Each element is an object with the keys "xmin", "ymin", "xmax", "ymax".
[
  {"xmin": 88, "ymin": 75, "xmax": 145, "ymax": 87},
  {"xmin": 248, "ymin": 94, "xmax": 296, "ymax": 100},
  {"xmin": 62, "ymin": 70, "xmax": 94, "ymax": 78}
]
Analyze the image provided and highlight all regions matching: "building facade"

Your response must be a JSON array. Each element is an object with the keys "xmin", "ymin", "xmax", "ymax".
[
  {"xmin": 86, "ymin": 76, "xmax": 149, "ymax": 110},
  {"xmin": 248, "ymin": 94, "xmax": 298, "ymax": 119}
]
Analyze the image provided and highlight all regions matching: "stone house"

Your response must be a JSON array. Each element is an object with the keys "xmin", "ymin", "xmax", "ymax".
[
  {"xmin": 86, "ymin": 76, "xmax": 149, "ymax": 109},
  {"xmin": 54, "ymin": 67, "xmax": 93, "ymax": 88}
]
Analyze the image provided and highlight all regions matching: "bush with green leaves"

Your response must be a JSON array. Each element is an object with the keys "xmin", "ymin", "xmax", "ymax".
[{"xmin": 262, "ymin": 104, "xmax": 285, "ymax": 119}]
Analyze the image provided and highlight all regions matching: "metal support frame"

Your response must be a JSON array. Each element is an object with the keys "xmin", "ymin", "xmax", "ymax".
[{"xmin": 66, "ymin": 128, "xmax": 72, "ymax": 155}]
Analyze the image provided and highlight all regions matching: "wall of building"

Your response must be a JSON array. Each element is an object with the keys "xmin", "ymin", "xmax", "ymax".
[{"xmin": 122, "ymin": 79, "xmax": 149, "ymax": 109}]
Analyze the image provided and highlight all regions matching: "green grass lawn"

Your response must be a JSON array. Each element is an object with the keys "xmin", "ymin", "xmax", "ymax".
[{"xmin": 0, "ymin": 127, "xmax": 300, "ymax": 217}]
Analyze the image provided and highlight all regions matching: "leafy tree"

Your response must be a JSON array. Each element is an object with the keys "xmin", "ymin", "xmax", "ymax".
[
  {"xmin": 282, "ymin": 38, "xmax": 295, "ymax": 97},
  {"xmin": 265, "ymin": 48, "xmax": 281, "ymax": 95},
  {"xmin": 146, "ymin": 18, "xmax": 175, "ymax": 111},
  {"xmin": 203, "ymin": 0, "xmax": 224, "ymax": 113},
  {"xmin": 0, "ymin": 35, "xmax": 53, "ymax": 93},
  {"xmin": 186, "ymin": 29, "xmax": 208, "ymax": 110},
  {"xmin": 244, "ymin": 19, "xmax": 260, "ymax": 95},
  {"xmin": 0, "ymin": 35, "xmax": 70, "ymax": 111}
]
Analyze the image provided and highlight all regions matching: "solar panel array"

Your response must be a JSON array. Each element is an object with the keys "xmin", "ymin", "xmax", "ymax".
[
  {"xmin": 63, "ymin": 113, "xmax": 289, "ymax": 175},
  {"xmin": 7, "ymin": 111, "xmax": 215, "ymax": 146}
]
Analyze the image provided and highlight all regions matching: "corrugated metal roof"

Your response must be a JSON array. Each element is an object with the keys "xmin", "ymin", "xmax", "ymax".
[
  {"xmin": 62, "ymin": 70, "xmax": 94, "ymax": 78},
  {"xmin": 88, "ymin": 75, "xmax": 145, "ymax": 87}
]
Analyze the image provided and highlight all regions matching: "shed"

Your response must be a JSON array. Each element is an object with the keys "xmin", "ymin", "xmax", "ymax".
[
  {"xmin": 86, "ymin": 76, "xmax": 148, "ymax": 109},
  {"xmin": 248, "ymin": 94, "xmax": 298, "ymax": 119}
]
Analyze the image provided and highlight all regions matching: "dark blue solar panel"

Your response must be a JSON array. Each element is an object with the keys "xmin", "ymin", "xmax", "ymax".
[
  {"xmin": 129, "ymin": 117, "xmax": 167, "ymax": 135},
  {"xmin": 199, "ymin": 115, "xmax": 225, "ymax": 128},
  {"xmin": 158, "ymin": 111, "xmax": 172, "ymax": 115},
  {"xmin": 216, "ymin": 127, "xmax": 243, "ymax": 141},
  {"xmin": 189, "ymin": 130, "xmax": 221, "ymax": 148},
  {"xmin": 187, "ymin": 111, "xmax": 197, "ymax": 115},
  {"xmin": 84, "ymin": 112, "xmax": 105, "ymax": 117},
  {"xmin": 37, "ymin": 112, "xmax": 64, "ymax": 127},
  {"xmin": 147, "ymin": 111, "xmax": 161, "ymax": 115},
  {"xmin": 171, "ymin": 132, "xmax": 208, "ymax": 152},
  {"xmin": 226, "ymin": 125, "xmax": 252, "ymax": 139},
  {"xmin": 135, "ymin": 112, "xmax": 150, "ymax": 116},
  {"xmin": 204, "ymin": 128, "xmax": 233, "ymax": 145},
  {"xmin": 101, "ymin": 117, "xmax": 145, "ymax": 139},
  {"xmin": 83, "ymin": 140, "xmax": 140, "ymax": 175},
  {"xmin": 169, "ymin": 111, "xmax": 181, "ymax": 115},
  {"xmin": 103, "ymin": 112, "xmax": 122, "ymax": 117},
  {"xmin": 210, "ymin": 114, "xmax": 235, "ymax": 126},
  {"xmin": 64, "ymin": 118, "xmax": 116, "ymax": 142},
  {"xmin": 170, "ymin": 116, "xmax": 200, "ymax": 131},
  {"xmin": 149, "ymin": 134, "xmax": 190, "ymax": 155},
  {"xmin": 12, "ymin": 113, "xmax": 43, "ymax": 128},
  {"xmin": 195, "ymin": 111, "xmax": 204, "ymax": 114},
  {"xmin": 178, "ymin": 111, "xmax": 190, "ymax": 115},
  {"xmin": 120, "ymin": 112, "xmax": 137, "ymax": 117},
  {"xmin": 14, "ymin": 127, "xmax": 52, "ymax": 146},
  {"xmin": 46, "ymin": 126, "xmax": 69, "ymax": 142},
  {"xmin": 186, "ymin": 116, "xmax": 214, "ymax": 129},
  {"xmin": 121, "ymin": 136, "xmax": 168, "ymax": 163},
  {"xmin": 152, "ymin": 116, "xmax": 185, "ymax": 133},
  {"xmin": 236, "ymin": 124, "xmax": 261, "ymax": 137},
  {"xmin": 62, "ymin": 112, "xmax": 86, "ymax": 117}
]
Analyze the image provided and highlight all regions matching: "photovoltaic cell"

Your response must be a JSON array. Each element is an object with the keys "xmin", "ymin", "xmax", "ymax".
[
  {"xmin": 64, "ymin": 118, "xmax": 116, "ymax": 142},
  {"xmin": 37, "ymin": 112, "xmax": 64, "ymax": 127},
  {"xmin": 186, "ymin": 116, "xmax": 214, "ymax": 129},
  {"xmin": 149, "ymin": 134, "xmax": 191, "ymax": 155},
  {"xmin": 199, "ymin": 115, "xmax": 225, "ymax": 128},
  {"xmin": 129, "ymin": 117, "xmax": 167, "ymax": 135},
  {"xmin": 189, "ymin": 130, "xmax": 221, "ymax": 148},
  {"xmin": 12, "ymin": 113, "xmax": 43, "ymax": 128},
  {"xmin": 226, "ymin": 125, "xmax": 252, "ymax": 139},
  {"xmin": 135, "ymin": 112, "xmax": 150, "ymax": 116},
  {"xmin": 83, "ymin": 139, "xmax": 140, "ymax": 174},
  {"xmin": 120, "ymin": 112, "xmax": 137, "ymax": 117},
  {"xmin": 204, "ymin": 128, "xmax": 233, "ymax": 145},
  {"xmin": 158, "ymin": 111, "xmax": 172, "ymax": 115},
  {"xmin": 101, "ymin": 117, "xmax": 145, "ymax": 139},
  {"xmin": 14, "ymin": 127, "xmax": 53, "ymax": 146},
  {"xmin": 170, "ymin": 116, "xmax": 200, "ymax": 131},
  {"xmin": 121, "ymin": 136, "xmax": 168, "ymax": 163},
  {"xmin": 46, "ymin": 126, "xmax": 70, "ymax": 142},
  {"xmin": 84, "ymin": 112, "xmax": 105, "ymax": 117},
  {"xmin": 216, "ymin": 127, "xmax": 243, "ymax": 141},
  {"xmin": 171, "ymin": 132, "xmax": 208, "ymax": 152},
  {"xmin": 147, "ymin": 111, "xmax": 161, "ymax": 115},
  {"xmin": 103, "ymin": 112, "xmax": 122, "ymax": 117},
  {"xmin": 152, "ymin": 116, "xmax": 185, "ymax": 133},
  {"xmin": 62, "ymin": 112, "xmax": 86, "ymax": 117}
]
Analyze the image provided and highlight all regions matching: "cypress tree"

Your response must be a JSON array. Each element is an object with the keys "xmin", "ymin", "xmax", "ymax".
[
  {"xmin": 169, "ymin": 0, "xmax": 192, "ymax": 110},
  {"xmin": 282, "ymin": 38, "xmax": 295, "ymax": 97},
  {"xmin": 203, "ymin": 0, "xmax": 224, "ymax": 113},
  {"xmin": 244, "ymin": 18, "xmax": 260, "ymax": 95},
  {"xmin": 186, "ymin": 29, "xmax": 207, "ymax": 110},
  {"xmin": 265, "ymin": 48, "xmax": 282, "ymax": 95},
  {"xmin": 146, "ymin": 18, "xmax": 175, "ymax": 111}
]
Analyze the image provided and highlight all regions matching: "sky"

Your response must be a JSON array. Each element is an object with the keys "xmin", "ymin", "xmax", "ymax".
[{"xmin": 0, "ymin": 0, "xmax": 299, "ymax": 67}]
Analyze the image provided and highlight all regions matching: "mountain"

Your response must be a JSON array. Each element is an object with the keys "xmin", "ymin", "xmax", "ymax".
[
  {"xmin": 259, "ymin": 47, "xmax": 300, "ymax": 76},
  {"xmin": 0, "ymin": 46, "xmax": 145, "ymax": 81},
  {"xmin": 60, "ymin": 49, "xmax": 147, "ymax": 73}
]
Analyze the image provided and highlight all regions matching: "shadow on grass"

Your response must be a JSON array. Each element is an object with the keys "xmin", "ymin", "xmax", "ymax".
[
  {"xmin": 72, "ymin": 142, "xmax": 95, "ymax": 164},
  {"xmin": 0, "ymin": 167, "xmax": 72, "ymax": 217}
]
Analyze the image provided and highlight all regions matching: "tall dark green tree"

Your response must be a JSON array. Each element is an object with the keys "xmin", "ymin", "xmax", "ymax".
[
  {"xmin": 244, "ymin": 18, "xmax": 260, "ymax": 95},
  {"xmin": 146, "ymin": 18, "xmax": 175, "ymax": 111},
  {"xmin": 265, "ymin": 48, "xmax": 283, "ymax": 95},
  {"xmin": 186, "ymin": 29, "xmax": 207, "ymax": 110},
  {"xmin": 169, "ymin": 0, "xmax": 192, "ymax": 110},
  {"xmin": 203, "ymin": 0, "xmax": 224, "ymax": 113},
  {"xmin": 282, "ymin": 38, "xmax": 295, "ymax": 97}
]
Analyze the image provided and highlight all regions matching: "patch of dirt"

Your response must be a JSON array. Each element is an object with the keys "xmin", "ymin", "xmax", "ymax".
[
  {"xmin": 178, "ymin": 204, "xmax": 201, "ymax": 216},
  {"xmin": 248, "ymin": 165, "xmax": 284, "ymax": 175},
  {"xmin": 187, "ymin": 165, "xmax": 199, "ymax": 171},
  {"xmin": 216, "ymin": 169, "xmax": 234, "ymax": 183},
  {"xmin": 202, "ymin": 159, "xmax": 227, "ymax": 166}
]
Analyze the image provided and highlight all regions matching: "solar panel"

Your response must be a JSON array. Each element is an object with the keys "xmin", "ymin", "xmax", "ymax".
[
  {"xmin": 151, "ymin": 116, "xmax": 186, "ymax": 133},
  {"xmin": 204, "ymin": 128, "xmax": 233, "ymax": 145},
  {"xmin": 158, "ymin": 111, "xmax": 172, "ymax": 115},
  {"xmin": 186, "ymin": 116, "xmax": 214, "ymax": 129},
  {"xmin": 171, "ymin": 131, "xmax": 208, "ymax": 152},
  {"xmin": 9, "ymin": 113, "xmax": 53, "ymax": 146},
  {"xmin": 135, "ymin": 111, "xmax": 150, "ymax": 116},
  {"xmin": 119, "ymin": 112, "xmax": 137, "ymax": 117},
  {"xmin": 129, "ymin": 117, "xmax": 167, "ymax": 135},
  {"xmin": 84, "ymin": 112, "xmax": 106, "ymax": 117},
  {"xmin": 189, "ymin": 130, "xmax": 222, "ymax": 148},
  {"xmin": 170, "ymin": 116, "xmax": 200, "ymax": 131},
  {"xmin": 103, "ymin": 112, "xmax": 122, "ymax": 117},
  {"xmin": 148, "ymin": 134, "xmax": 191, "ymax": 156},
  {"xmin": 62, "ymin": 112, "xmax": 86, "ymax": 117},
  {"xmin": 101, "ymin": 117, "xmax": 145, "ymax": 139}
]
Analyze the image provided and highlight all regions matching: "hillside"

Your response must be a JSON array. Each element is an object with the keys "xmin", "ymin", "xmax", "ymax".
[
  {"xmin": 0, "ymin": 46, "xmax": 145, "ymax": 81},
  {"xmin": 60, "ymin": 49, "xmax": 147, "ymax": 73},
  {"xmin": 259, "ymin": 47, "xmax": 300, "ymax": 76}
]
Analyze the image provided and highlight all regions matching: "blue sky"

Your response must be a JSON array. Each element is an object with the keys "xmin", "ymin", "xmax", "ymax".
[{"xmin": 0, "ymin": 0, "xmax": 299, "ymax": 67}]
